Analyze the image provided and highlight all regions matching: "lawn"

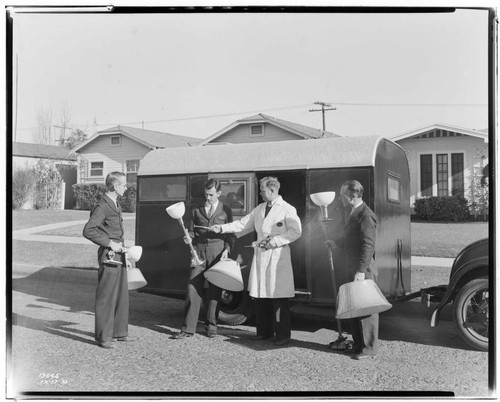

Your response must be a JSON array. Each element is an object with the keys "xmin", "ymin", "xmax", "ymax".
[
  {"xmin": 12, "ymin": 209, "xmax": 92, "ymax": 230},
  {"xmin": 410, "ymin": 221, "xmax": 488, "ymax": 258},
  {"xmin": 11, "ymin": 210, "xmax": 490, "ymax": 270}
]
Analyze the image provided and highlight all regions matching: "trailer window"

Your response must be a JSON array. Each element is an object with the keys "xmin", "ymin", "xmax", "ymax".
[
  {"xmin": 387, "ymin": 174, "xmax": 400, "ymax": 203},
  {"xmin": 219, "ymin": 179, "xmax": 247, "ymax": 214},
  {"xmin": 139, "ymin": 176, "xmax": 187, "ymax": 201}
]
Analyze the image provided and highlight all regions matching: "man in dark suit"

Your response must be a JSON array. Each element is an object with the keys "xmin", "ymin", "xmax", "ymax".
[
  {"xmin": 172, "ymin": 179, "xmax": 236, "ymax": 339},
  {"xmin": 327, "ymin": 180, "xmax": 378, "ymax": 360},
  {"xmin": 83, "ymin": 171, "xmax": 132, "ymax": 349}
]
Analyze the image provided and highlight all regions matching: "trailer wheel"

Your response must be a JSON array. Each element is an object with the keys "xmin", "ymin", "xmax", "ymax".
[
  {"xmin": 218, "ymin": 290, "xmax": 253, "ymax": 326},
  {"xmin": 452, "ymin": 277, "xmax": 489, "ymax": 351}
]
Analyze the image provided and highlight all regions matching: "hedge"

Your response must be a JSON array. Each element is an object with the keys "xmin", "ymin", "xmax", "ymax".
[
  {"xmin": 413, "ymin": 196, "xmax": 470, "ymax": 222},
  {"xmin": 73, "ymin": 183, "xmax": 137, "ymax": 213},
  {"xmin": 13, "ymin": 168, "xmax": 36, "ymax": 209}
]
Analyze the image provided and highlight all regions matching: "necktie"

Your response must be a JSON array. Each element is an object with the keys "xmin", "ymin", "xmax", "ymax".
[
  {"xmin": 208, "ymin": 204, "xmax": 214, "ymax": 218},
  {"xmin": 265, "ymin": 202, "xmax": 272, "ymax": 217}
]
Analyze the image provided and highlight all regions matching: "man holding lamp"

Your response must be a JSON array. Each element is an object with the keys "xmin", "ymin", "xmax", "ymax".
[{"xmin": 326, "ymin": 180, "xmax": 378, "ymax": 360}]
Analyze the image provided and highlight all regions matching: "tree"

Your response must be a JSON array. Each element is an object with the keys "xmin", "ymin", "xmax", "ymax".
[
  {"xmin": 54, "ymin": 104, "xmax": 72, "ymax": 146},
  {"xmin": 64, "ymin": 128, "xmax": 87, "ymax": 150},
  {"xmin": 32, "ymin": 159, "xmax": 63, "ymax": 209},
  {"xmin": 32, "ymin": 107, "xmax": 53, "ymax": 145}
]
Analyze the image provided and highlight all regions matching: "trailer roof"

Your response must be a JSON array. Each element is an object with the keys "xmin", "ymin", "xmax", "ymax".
[{"xmin": 138, "ymin": 136, "xmax": 389, "ymax": 176}]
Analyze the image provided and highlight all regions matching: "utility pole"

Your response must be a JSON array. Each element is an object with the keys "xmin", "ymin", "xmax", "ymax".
[
  {"xmin": 309, "ymin": 101, "xmax": 336, "ymax": 137},
  {"xmin": 53, "ymin": 125, "xmax": 72, "ymax": 146}
]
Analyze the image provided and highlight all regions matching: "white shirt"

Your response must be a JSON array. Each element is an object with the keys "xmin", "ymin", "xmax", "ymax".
[
  {"xmin": 351, "ymin": 200, "xmax": 363, "ymax": 215},
  {"xmin": 205, "ymin": 200, "xmax": 219, "ymax": 216}
]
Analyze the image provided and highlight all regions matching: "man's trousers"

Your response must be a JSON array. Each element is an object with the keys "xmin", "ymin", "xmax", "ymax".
[
  {"xmin": 95, "ymin": 250, "xmax": 129, "ymax": 342},
  {"xmin": 182, "ymin": 243, "xmax": 224, "ymax": 335},
  {"xmin": 253, "ymin": 298, "xmax": 291, "ymax": 341}
]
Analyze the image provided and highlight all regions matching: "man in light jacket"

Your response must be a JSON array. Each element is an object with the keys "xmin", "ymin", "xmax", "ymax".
[{"xmin": 210, "ymin": 176, "xmax": 302, "ymax": 346}]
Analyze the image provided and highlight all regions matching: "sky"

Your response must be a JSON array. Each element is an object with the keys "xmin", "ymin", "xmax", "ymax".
[{"xmin": 9, "ymin": 7, "xmax": 490, "ymax": 144}]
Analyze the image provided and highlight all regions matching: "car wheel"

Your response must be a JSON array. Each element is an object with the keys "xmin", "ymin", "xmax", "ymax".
[
  {"xmin": 218, "ymin": 290, "xmax": 253, "ymax": 326},
  {"xmin": 452, "ymin": 277, "xmax": 488, "ymax": 351}
]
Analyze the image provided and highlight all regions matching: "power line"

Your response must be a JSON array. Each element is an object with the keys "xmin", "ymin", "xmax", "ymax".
[
  {"xmin": 15, "ymin": 102, "xmax": 312, "ymax": 132},
  {"xmin": 14, "ymin": 100, "xmax": 488, "ymax": 132},
  {"xmin": 330, "ymin": 102, "xmax": 488, "ymax": 107}
]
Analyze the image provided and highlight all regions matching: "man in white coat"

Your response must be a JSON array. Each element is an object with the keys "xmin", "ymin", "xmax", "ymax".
[{"xmin": 210, "ymin": 176, "xmax": 302, "ymax": 346}]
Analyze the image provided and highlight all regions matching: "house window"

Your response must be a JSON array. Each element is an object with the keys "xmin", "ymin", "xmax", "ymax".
[
  {"xmin": 451, "ymin": 153, "xmax": 464, "ymax": 197},
  {"xmin": 419, "ymin": 152, "xmax": 465, "ymax": 198},
  {"xmin": 250, "ymin": 124, "xmax": 264, "ymax": 137},
  {"xmin": 420, "ymin": 154, "xmax": 433, "ymax": 197},
  {"xmin": 110, "ymin": 135, "xmax": 121, "ymax": 146},
  {"xmin": 90, "ymin": 161, "xmax": 103, "ymax": 177},
  {"xmin": 436, "ymin": 154, "xmax": 448, "ymax": 196},
  {"xmin": 126, "ymin": 159, "xmax": 140, "ymax": 183}
]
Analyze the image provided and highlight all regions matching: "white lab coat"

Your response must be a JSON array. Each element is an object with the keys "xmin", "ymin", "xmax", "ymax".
[{"xmin": 221, "ymin": 196, "xmax": 302, "ymax": 298}]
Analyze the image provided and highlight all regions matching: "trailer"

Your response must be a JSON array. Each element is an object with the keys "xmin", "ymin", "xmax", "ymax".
[{"xmin": 135, "ymin": 135, "xmax": 411, "ymax": 325}]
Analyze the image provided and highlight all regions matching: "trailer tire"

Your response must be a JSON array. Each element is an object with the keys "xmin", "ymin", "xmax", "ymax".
[
  {"xmin": 452, "ymin": 277, "xmax": 489, "ymax": 351},
  {"xmin": 218, "ymin": 290, "xmax": 253, "ymax": 326}
]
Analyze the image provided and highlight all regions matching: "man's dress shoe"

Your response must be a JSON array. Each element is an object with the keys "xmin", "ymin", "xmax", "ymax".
[
  {"xmin": 98, "ymin": 341, "xmax": 115, "ymax": 349},
  {"xmin": 352, "ymin": 352, "xmax": 377, "ymax": 360},
  {"xmin": 274, "ymin": 338, "xmax": 291, "ymax": 346},
  {"xmin": 171, "ymin": 331, "xmax": 193, "ymax": 339}
]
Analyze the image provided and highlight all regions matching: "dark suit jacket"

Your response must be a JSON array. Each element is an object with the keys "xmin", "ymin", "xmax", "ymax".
[
  {"xmin": 342, "ymin": 202, "xmax": 377, "ymax": 277},
  {"xmin": 83, "ymin": 194, "xmax": 124, "ymax": 248},
  {"xmin": 189, "ymin": 202, "xmax": 236, "ymax": 253}
]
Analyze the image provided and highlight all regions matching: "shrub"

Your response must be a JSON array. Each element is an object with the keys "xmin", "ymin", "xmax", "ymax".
[
  {"xmin": 32, "ymin": 159, "xmax": 63, "ymax": 210},
  {"xmin": 73, "ymin": 183, "xmax": 107, "ymax": 210},
  {"xmin": 13, "ymin": 168, "xmax": 36, "ymax": 209},
  {"xmin": 73, "ymin": 183, "xmax": 137, "ymax": 213},
  {"xmin": 414, "ymin": 196, "xmax": 470, "ymax": 222},
  {"xmin": 119, "ymin": 184, "xmax": 136, "ymax": 213}
]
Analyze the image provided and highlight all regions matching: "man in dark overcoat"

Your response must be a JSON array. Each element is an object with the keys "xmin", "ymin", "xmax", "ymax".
[
  {"xmin": 83, "ymin": 171, "xmax": 131, "ymax": 349},
  {"xmin": 327, "ymin": 180, "xmax": 378, "ymax": 360},
  {"xmin": 172, "ymin": 179, "xmax": 236, "ymax": 339}
]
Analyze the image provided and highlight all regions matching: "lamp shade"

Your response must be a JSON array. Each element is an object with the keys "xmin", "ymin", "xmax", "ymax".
[
  {"xmin": 204, "ymin": 258, "xmax": 244, "ymax": 292},
  {"xmin": 310, "ymin": 191, "xmax": 336, "ymax": 207},
  {"xmin": 166, "ymin": 202, "xmax": 186, "ymax": 219},
  {"xmin": 336, "ymin": 279, "xmax": 392, "ymax": 319},
  {"xmin": 127, "ymin": 267, "xmax": 147, "ymax": 290},
  {"xmin": 126, "ymin": 246, "xmax": 143, "ymax": 262}
]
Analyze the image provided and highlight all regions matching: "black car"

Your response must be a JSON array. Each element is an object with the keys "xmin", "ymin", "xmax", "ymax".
[{"xmin": 421, "ymin": 238, "xmax": 489, "ymax": 351}]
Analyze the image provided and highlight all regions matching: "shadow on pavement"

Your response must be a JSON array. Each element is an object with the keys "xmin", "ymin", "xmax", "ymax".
[
  {"xmin": 12, "ymin": 313, "xmax": 96, "ymax": 346},
  {"xmin": 11, "ymin": 266, "xmax": 476, "ymax": 352}
]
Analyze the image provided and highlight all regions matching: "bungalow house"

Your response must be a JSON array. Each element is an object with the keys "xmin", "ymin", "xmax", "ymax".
[
  {"xmin": 200, "ymin": 113, "xmax": 341, "ymax": 145},
  {"xmin": 12, "ymin": 142, "xmax": 78, "ymax": 209},
  {"xmin": 392, "ymin": 123, "xmax": 489, "ymax": 214},
  {"xmin": 71, "ymin": 125, "xmax": 200, "ymax": 184}
]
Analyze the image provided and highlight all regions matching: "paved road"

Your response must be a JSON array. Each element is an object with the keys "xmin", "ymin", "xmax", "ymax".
[
  {"xmin": 12, "ymin": 219, "xmax": 454, "ymax": 267},
  {"xmin": 9, "ymin": 263, "xmax": 490, "ymax": 397}
]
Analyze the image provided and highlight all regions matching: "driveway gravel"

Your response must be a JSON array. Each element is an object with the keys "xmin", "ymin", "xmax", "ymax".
[{"xmin": 9, "ymin": 264, "xmax": 491, "ymax": 398}]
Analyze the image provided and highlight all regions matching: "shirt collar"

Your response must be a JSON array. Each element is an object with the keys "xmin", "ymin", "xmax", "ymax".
[
  {"xmin": 206, "ymin": 200, "xmax": 219, "ymax": 210},
  {"xmin": 351, "ymin": 201, "xmax": 363, "ymax": 213},
  {"xmin": 267, "ymin": 196, "xmax": 281, "ymax": 207}
]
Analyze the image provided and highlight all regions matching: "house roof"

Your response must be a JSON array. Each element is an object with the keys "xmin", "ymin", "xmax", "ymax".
[
  {"xmin": 13, "ymin": 142, "xmax": 77, "ymax": 161},
  {"xmin": 199, "ymin": 113, "xmax": 342, "ymax": 145},
  {"xmin": 391, "ymin": 123, "xmax": 489, "ymax": 143},
  {"xmin": 139, "ymin": 135, "xmax": 388, "ymax": 176},
  {"xmin": 72, "ymin": 125, "xmax": 201, "ymax": 153}
]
